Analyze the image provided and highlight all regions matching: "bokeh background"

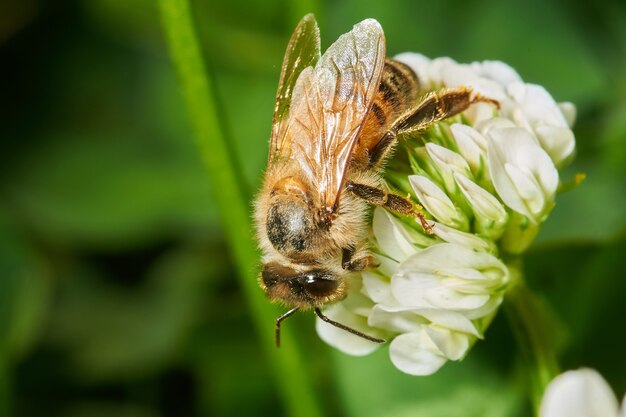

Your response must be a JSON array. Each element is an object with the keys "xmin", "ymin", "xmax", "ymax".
[{"xmin": 1, "ymin": 0, "xmax": 626, "ymax": 416}]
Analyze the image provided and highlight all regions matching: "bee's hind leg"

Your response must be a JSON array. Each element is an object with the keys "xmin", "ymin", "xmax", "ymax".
[
  {"xmin": 368, "ymin": 88, "xmax": 498, "ymax": 167},
  {"xmin": 346, "ymin": 181, "xmax": 433, "ymax": 234},
  {"xmin": 394, "ymin": 87, "xmax": 499, "ymax": 135}
]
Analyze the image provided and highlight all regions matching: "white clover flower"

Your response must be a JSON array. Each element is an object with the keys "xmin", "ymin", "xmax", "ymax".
[
  {"xmin": 317, "ymin": 53, "xmax": 576, "ymax": 376},
  {"xmin": 540, "ymin": 369, "xmax": 626, "ymax": 417},
  {"xmin": 317, "ymin": 209, "xmax": 508, "ymax": 375}
]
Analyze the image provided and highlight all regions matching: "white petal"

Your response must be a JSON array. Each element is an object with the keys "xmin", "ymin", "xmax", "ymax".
[
  {"xmin": 463, "ymin": 101, "xmax": 498, "ymax": 125},
  {"xmin": 471, "ymin": 60, "xmax": 522, "ymax": 86},
  {"xmin": 374, "ymin": 253, "xmax": 401, "ymax": 279},
  {"xmin": 426, "ymin": 57, "xmax": 459, "ymax": 85},
  {"xmin": 504, "ymin": 162, "xmax": 546, "ymax": 215},
  {"xmin": 508, "ymin": 82, "xmax": 568, "ymax": 128},
  {"xmin": 558, "ymin": 102, "xmax": 577, "ymax": 127},
  {"xmin": 394, "ymin": 52, "xmax": 431, "ymax": 85},
  {"xmin": 476, "ymin": 117, "xmax": 517, "ymax": 137},
  {"xmin": 487, "ymin": 127, "xmax": 558, "ymax": 222},
  {"xmin": 431, "ymin": 221, "xmax": 495, "ymax": 253},
  {"xmin": 361, "ymin": 270, "xmax": 397, "ymax": 306},
  {"xmin": 372, "ymin": 208, "xmax": 419, "ymax": 263},
  {"xmin": 392, "ymin": 271, "xmax": 490, "ymax": 311},
  {"xmin": 458, "ymin": 296, "xmax": 503, "ymax": 321},
  {"xmin": 341, "ymin": 275, "xmax": 375, "ymax": 317},
  {"xmin": 389, "ymin": 331, "xmax": 448, "ymax": 376},
  {"xmin": 450, "ymin": 124, "xmax": 488, "ymax": 174},
  {"xmin": 369, "ymin": 305, "xmax": 426, "ymax": 333},
  {"xmin": 416, "ymin": 309, "xmax": 480, "ymax": 336},
  {"xmin": 439, "ymin": 63, "xmax": 507, "ymax": 101},
  {"xmin": 440, "ymin": 63, "xmax": 478, "ymax": 87},
  {"xmin": 535, "ymin": 126, "xmax": 576, "ymax": 167},
  {"xmin": 454, "ymin": 173, "xmax": 508, "ymax": 229},
  {"xmin": 426, "ymin": 143, "xmax": 472, "ymax": 193},
  {"xmin": 539, "ymin": 369, "xmax": 620, "ymax": 417},
  {"xmin": 423, "ymin": 326, "xmax": 470, "ymax": 360},
  {"xmin": 315, "ymin": 303, "xmax": 383, "ymax": 356},
  {"xmin": 398, "ymin": 243, "xmax": 507, "ymax": 275},
  {"xmin": 389, "ymin": 272, "xmax": 440, "ymax": 309}
]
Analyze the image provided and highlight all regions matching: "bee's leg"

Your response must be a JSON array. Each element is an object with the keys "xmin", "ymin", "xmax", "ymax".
[
  {"xmin": 394, "ymin": 87, "xmax": 499, "ymax": 136},
  {"xmin": 341, "ymin": 246, "xmax": 380, "ymax": 272},
  {"xmin": 368, "ymin": 131, "xmax": 397, "ymax": 168},
  {"xmin": 346, "ymin": 181, "xmax": 433, "ymax": 234},
  {"xmin": 368, "ymin": 89, "xmax": 497, "ymax": 166}
]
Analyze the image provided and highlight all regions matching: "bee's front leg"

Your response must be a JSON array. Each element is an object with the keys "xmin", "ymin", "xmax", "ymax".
[
  {"xmin": 346, "ymin": 181, "xmax": 433, "ymax": 234},
  {"xmin": 341, "ymin": 246, "xmax": 379, "ymax": 272}
]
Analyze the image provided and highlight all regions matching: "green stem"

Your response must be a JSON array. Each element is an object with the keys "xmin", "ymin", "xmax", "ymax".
[
  {"xmin": 504, "ymin": 267, "xmax": 560, "ymax": 415},
  {"xmin": 158, "ymin": 2, "xmax": 323, "ymax": 417}
]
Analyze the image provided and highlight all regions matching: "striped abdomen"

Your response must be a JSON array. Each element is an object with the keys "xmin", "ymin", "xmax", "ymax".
[{"xmin": 356, "ymin": 59, "xmax": 421, "ymax": 167}]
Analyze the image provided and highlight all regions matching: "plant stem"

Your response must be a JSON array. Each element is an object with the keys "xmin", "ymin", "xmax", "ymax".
[
  {"xmin": 504, "ymin": 266, "xmax": 560, "ymax": 415},
  {"xmin": 158, "ymin": 2, "xmax": 323, "ymax": 417}
]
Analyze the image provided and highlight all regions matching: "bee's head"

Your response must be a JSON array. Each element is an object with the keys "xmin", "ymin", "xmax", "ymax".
[{"xmin": 260, "ymin": 263, "xmax": 344, "ymax": 308}]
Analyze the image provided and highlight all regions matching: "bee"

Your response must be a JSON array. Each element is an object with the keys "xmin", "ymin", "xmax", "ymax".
[{"xmin": 254, "ymin": 15, "xmax": 496, "ymax": 346}]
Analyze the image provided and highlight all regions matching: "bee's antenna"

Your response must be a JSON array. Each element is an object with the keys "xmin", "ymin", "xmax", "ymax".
[
  {"xmin": 275, "ymin": 307, "xmax": 299, "ymax": 347},
  {"xmin": 314, "ymin": 308, "xmax": 385, "ymax": 344}
]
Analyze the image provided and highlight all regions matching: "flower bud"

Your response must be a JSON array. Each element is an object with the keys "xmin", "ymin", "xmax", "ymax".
[
  {"xmin": 487, "ymin": 127, "xmax": 558, "ymax": 223},
  {"xmin": 453, "ymin": 173, "xmax": 508, "ymax": 239},
  {"xmin": 540, "ymin": 369, "xmax": 624, "ymax": 417},
  {"xmin": 450, "ymin": 124, "xmax": 489, "ymax": 181},
  {"xmin": 425, "ymin": 142, "xmax": 472, "ymax": 198},
  {"xmin": 409, "ymin": 175, "xmax": 469, "ymax": 230}
]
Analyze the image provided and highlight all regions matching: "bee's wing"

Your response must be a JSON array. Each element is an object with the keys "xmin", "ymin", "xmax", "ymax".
[
  {"xmin": 269, "ymin": 14, "xmax": 321, "ymax": 163},
  {"xmin": 288, "ymin": 19, "xmax": 386, "ymax": 212}
]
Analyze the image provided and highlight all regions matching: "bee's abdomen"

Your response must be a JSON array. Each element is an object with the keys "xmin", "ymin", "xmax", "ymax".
[
  {"xmin": 356, "ymin": 59, "xmax": 420, "ymax": 166},
  {"xmin": 374, "ymin": 59, "xmax": 420, "ymax": 125}
]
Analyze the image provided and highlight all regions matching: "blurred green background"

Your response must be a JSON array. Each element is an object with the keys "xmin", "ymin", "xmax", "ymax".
[{"xmin": 1, "ymin": 0, "xmax": 626, "ymax": 416}]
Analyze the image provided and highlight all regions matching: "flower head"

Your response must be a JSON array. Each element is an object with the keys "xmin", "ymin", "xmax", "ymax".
[{"xmin": 316, "ymin": 54, "xmax": 576, "ymax": 375}]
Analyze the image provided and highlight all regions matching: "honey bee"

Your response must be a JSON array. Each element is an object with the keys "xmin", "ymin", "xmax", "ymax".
[{"xmin": 254, "ymin": 15, "xmax": 495, "ymax": 346}]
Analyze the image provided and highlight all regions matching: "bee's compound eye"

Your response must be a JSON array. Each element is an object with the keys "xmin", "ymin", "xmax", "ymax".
[
  {"xmin": 301, "ymin": 271, "xmax": 339, "ymax": 298},
  {"xmin": 261, "ymin": 267, "xmax": 277, "ymax": 288}
]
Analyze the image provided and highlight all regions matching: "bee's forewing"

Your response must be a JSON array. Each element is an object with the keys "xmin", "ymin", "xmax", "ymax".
[
  {"xmin": 288, "ymin": 19, "xmax": 386, "ymax": 211},
  {"xmin": 269, "ymin": 14, "xmax": 321, "ymax": 163}
]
